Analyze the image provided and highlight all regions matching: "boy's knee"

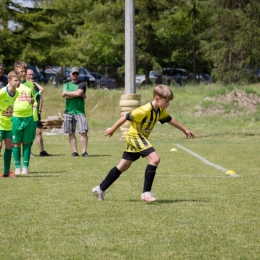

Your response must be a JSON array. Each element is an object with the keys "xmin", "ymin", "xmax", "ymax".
[
  {"xmin": 154, "ymin": 157, "xmax": 160, "ymax": 165},
  {"xmin": 150, "ymin": 157, "xmax": 160, "ymax": 166}
]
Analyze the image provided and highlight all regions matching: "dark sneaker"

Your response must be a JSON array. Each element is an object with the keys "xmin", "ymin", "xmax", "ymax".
[
  {"xmin": 1, "ymin": 172, "xmax": 17, "ymax": 178},
  {"xmin": 82, "ymin": 152, "xmax": 90, "ymax": 157},
  {"xmin": 71, "ymin": 152, "xmax": 79, "ymax": 157},
  {"xmin": 40, "ymin": 151, "xmax": 51, "ymax": 156}
]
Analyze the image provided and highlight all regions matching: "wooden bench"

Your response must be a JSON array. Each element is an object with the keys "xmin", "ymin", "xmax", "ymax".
[{"xmin": 41, "ymin": 119, "xmax": 64, "ymax": 129}]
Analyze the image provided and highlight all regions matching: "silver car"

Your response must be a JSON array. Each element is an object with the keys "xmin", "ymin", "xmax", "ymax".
[{"xmin": 135, "ymin": 71, "xmax": 160, "ymax": 87}]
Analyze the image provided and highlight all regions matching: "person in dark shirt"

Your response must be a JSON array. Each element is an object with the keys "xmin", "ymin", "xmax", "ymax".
[{"xmin": 0, "ymin": 63, "xmax": 8, "ymax": 90}]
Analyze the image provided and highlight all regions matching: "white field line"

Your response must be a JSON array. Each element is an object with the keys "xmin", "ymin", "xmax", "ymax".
[
  {"xmin": 175, "ymin": 144, "xmax": 228, "ymax": 173},
  {"xmin": 91, "ymin": 102, "xmax": 99, "ymax": 112}
]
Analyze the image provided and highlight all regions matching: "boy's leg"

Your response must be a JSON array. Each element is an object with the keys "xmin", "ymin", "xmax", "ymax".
[
  {"xmin": 3, "ymin": 148, "xmax": 12, "ymax": 175},
  {"xmin": 22, "ymin": 143, "xmax": 31, "ymax": 169},
  {"xmin": 143, "ymin": 164, "xmax": 158, "ymax": 192},
  {"xmin": 12, "ymin": 116, "xmax": 23, "ymax": 173},
  {"xmin": 21, "ymin": 116, "xmax": 35, "ymax": 173},
  {"xmin": 143, "ymin": 151, "xmax": 160, "ymax": 192},
  {"xmin": 99, "ymin": 158, "xmax": 132, "ymax": 191},
  {"xmin": 12, "ymin": 145, "xmax": 21, "ymax": 172},
  {"xmin": 139, "ymin": 151, "xmax": 160, "ymax": 202},
  {"xmin": 92, "ymin": 158, "xmax": 132, "ymax": 201},
  {"xmin": 3, "ymin": 136, "xmax": 13, "ymax": 175}
]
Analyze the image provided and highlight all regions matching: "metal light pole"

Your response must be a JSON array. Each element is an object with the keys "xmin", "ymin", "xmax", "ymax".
[
  {"xmin": 124, "ymin": 0, "xmax": 136, "ymax": 94},
  {"xmin": 119, "ymin": 0, "xmax": 141, "ymax": 139}
]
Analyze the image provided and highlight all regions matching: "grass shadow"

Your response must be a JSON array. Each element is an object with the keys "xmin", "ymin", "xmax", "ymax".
[
  {"xmin": 128, "ymin": 199, "xmax": 209, "ymax": 204},
  {"xmin": 16, "ymin": 173, "xmax": 67, "ymax": 177}
]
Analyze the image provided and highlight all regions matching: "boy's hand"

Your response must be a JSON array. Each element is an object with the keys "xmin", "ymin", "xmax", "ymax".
[
  {"xmin": 28, "ymin": 97, "xmax": 34, "ymax": 104},
  {"xmin": 105, "ymin": 127, "xmax": 115, "ymax": 137},
  {"xmin": 183, "ymin": 129, "xmax": 196, "ymax": 139}
]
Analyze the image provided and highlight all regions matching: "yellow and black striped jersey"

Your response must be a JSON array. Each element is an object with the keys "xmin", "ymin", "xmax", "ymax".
[{"xmin": 125, "ymin": 102, "xmax": 172, "ymax": 152}]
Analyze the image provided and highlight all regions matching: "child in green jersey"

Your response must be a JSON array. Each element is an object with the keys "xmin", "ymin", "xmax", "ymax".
[
  {"xmin": 26, "ymin": 69, "xmax": 51, "ymax": 157},
  {"xmin": 92, "ymin": 84, "xmax": 196, "ymax": 202},
  {"xmin": 0, "ymin": 71, "xmax": 20, "ymax": 178},
  {"xmin": 12, "ymin": 61, "xmax": 35, "ymax": 175}
]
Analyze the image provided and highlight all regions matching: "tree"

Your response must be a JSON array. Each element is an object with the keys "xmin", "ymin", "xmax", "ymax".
[{"xmin": 200, "ymin": 0, "xmax": 260, "ymax": 84}]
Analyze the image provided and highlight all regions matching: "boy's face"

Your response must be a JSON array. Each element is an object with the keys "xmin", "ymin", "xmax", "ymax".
[
  {"xmin": 155, "ymin": 96, "xmax": 171, "ymax": 109},
  {"xmin": 8, "ymin": 77, "xmax": 20, "ymax": 88},
  {"xmin": 15, "ymin": 68, "xmax": 26, "ymax": 81}
]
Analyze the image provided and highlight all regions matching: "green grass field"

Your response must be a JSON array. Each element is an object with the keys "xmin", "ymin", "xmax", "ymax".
[{"xmin": 1, "ymin": 84, "xmax": 260, "ymax": 259}]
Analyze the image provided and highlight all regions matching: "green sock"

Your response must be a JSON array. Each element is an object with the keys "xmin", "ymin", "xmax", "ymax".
[
  {"xmin": 23, "ymin": 143, "xmax": 31, "ymax": 168},
  {"xmin": 12, "ymin": 146, "xmax": 21, "ymax": 169},
  {"xmin": 4, "ymin": 148, "xmax": 12, "ymax": 174}
]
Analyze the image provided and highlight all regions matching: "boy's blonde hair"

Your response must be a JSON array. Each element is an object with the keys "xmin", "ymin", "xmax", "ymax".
[
  {"xmin": 8, "ymin": 70, "xmax": 20, "ymax": 80},
  {"xmin": 14, "ymin": 60, "xmax": 27, "ymax": 70},
  {"xmin": 153, "ymin": 84, "xmax": 174, "ymax": 100}
]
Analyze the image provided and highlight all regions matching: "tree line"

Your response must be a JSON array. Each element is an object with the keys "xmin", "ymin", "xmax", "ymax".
[{"xmin": 1, "ymin": 0, "xmax": 260, "ymax": 85}]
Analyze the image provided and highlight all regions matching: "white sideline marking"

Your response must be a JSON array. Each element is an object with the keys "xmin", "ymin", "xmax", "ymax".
[
  {"xmin": 175, "ymin": 144, "xmax": 240, "ymax": 177},
  {"xmin": 91, "ymin": 102, "xmax": 99, "ymax": 112}
]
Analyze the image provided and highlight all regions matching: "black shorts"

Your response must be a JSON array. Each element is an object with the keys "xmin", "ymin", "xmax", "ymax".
[{"xmin": 122, "ymin": 147, "xmax": 155, "ymax": 162}]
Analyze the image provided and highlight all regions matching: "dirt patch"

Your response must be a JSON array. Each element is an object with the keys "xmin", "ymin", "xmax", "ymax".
[{"xmin": 192, "ymin": 89, "xmax": 260, "ymax": 117}]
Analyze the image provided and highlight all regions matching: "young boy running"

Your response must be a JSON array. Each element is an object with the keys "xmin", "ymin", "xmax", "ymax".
[
  {"xmin": 0, "ymin": 71, "xmax": 20, "ymax": 178},
  {"xmin": 12, "ymin": 61, "xmax": 35, "ymax": 175},
  {"xmin": 92, "ymin": 84, "xmax": 196, "ymax": 202}
]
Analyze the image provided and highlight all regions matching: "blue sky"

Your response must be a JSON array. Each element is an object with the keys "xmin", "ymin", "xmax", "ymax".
[{"xmin": 13, "ymin": 0, "xmax": 34, "ymax": 8}]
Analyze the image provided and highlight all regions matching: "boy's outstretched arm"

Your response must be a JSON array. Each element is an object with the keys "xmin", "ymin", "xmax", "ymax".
[
  {"xmin": 168, "ymin": 118, "xmax": 196, "ymax": 139},
  {"xmin": 105, "ymin": 115, "xmax": 127, "ymax": 137}
]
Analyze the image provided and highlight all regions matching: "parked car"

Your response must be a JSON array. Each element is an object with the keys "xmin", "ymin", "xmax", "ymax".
[
  {"xmin": 162, "ymin": 68, "xmax": 188, "ymax": 86},
  {"xmin": 189, "ymin": 73, "xmax": 213, "ymax": 84},
  {"xmin": 55, "ymin": 66, "xmax": 97, "ymax": 88},
  {"xmin": 90, "ymin": 72, "xmax": 117, "ymax": 90},
  {"xmin": 135, "ymin": 71, "xmax": 161, "ymax": 87},
  {"xmin": 27, "ymin": 64, "xmax": 44, "ymax": 82},
  {"xmin": 198, "ymin": 73, "xmax": 213, "ymax": 84},
  {"xmin": 43, "ymin": 66, "xmax": 63, "ymax": 84}
]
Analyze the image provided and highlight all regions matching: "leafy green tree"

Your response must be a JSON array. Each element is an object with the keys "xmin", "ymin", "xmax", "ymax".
[
  {"xmin": 0, "ymin": 0, "xmax": 24, "ymax": 68},
  {"xmin": 200, "ymin": 0, "xmax": 260, "ymax": 84},
  {"xmin": 0, "ymin": 0, "xmax": 65, "ymax": 68}
]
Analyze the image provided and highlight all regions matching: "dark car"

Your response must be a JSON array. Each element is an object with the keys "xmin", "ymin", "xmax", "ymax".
[
  {"xmin": 65, "ymin": 67, "xmax": 97, "ymax": 88},
  {"xmin": 189, "ymin": 73, "xmax": 213, "ymax": 84},
  {"xmin": 27, "ymin": 64, "xmax": 44, "ymax": 82},
  {"xmin": 199, "ymin": 74, "xmax": 213, "ymax": 84},
  {"xmin": 55, "ymin": 66, "xmax": 97, "ymax": 88},
  {"xmin": 90, "ymin": 72, "xmax": 117, "ymax": 90},
  {"xmin": 162, "ymin": 68, "xmax": 188, "ymax": 86}
]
